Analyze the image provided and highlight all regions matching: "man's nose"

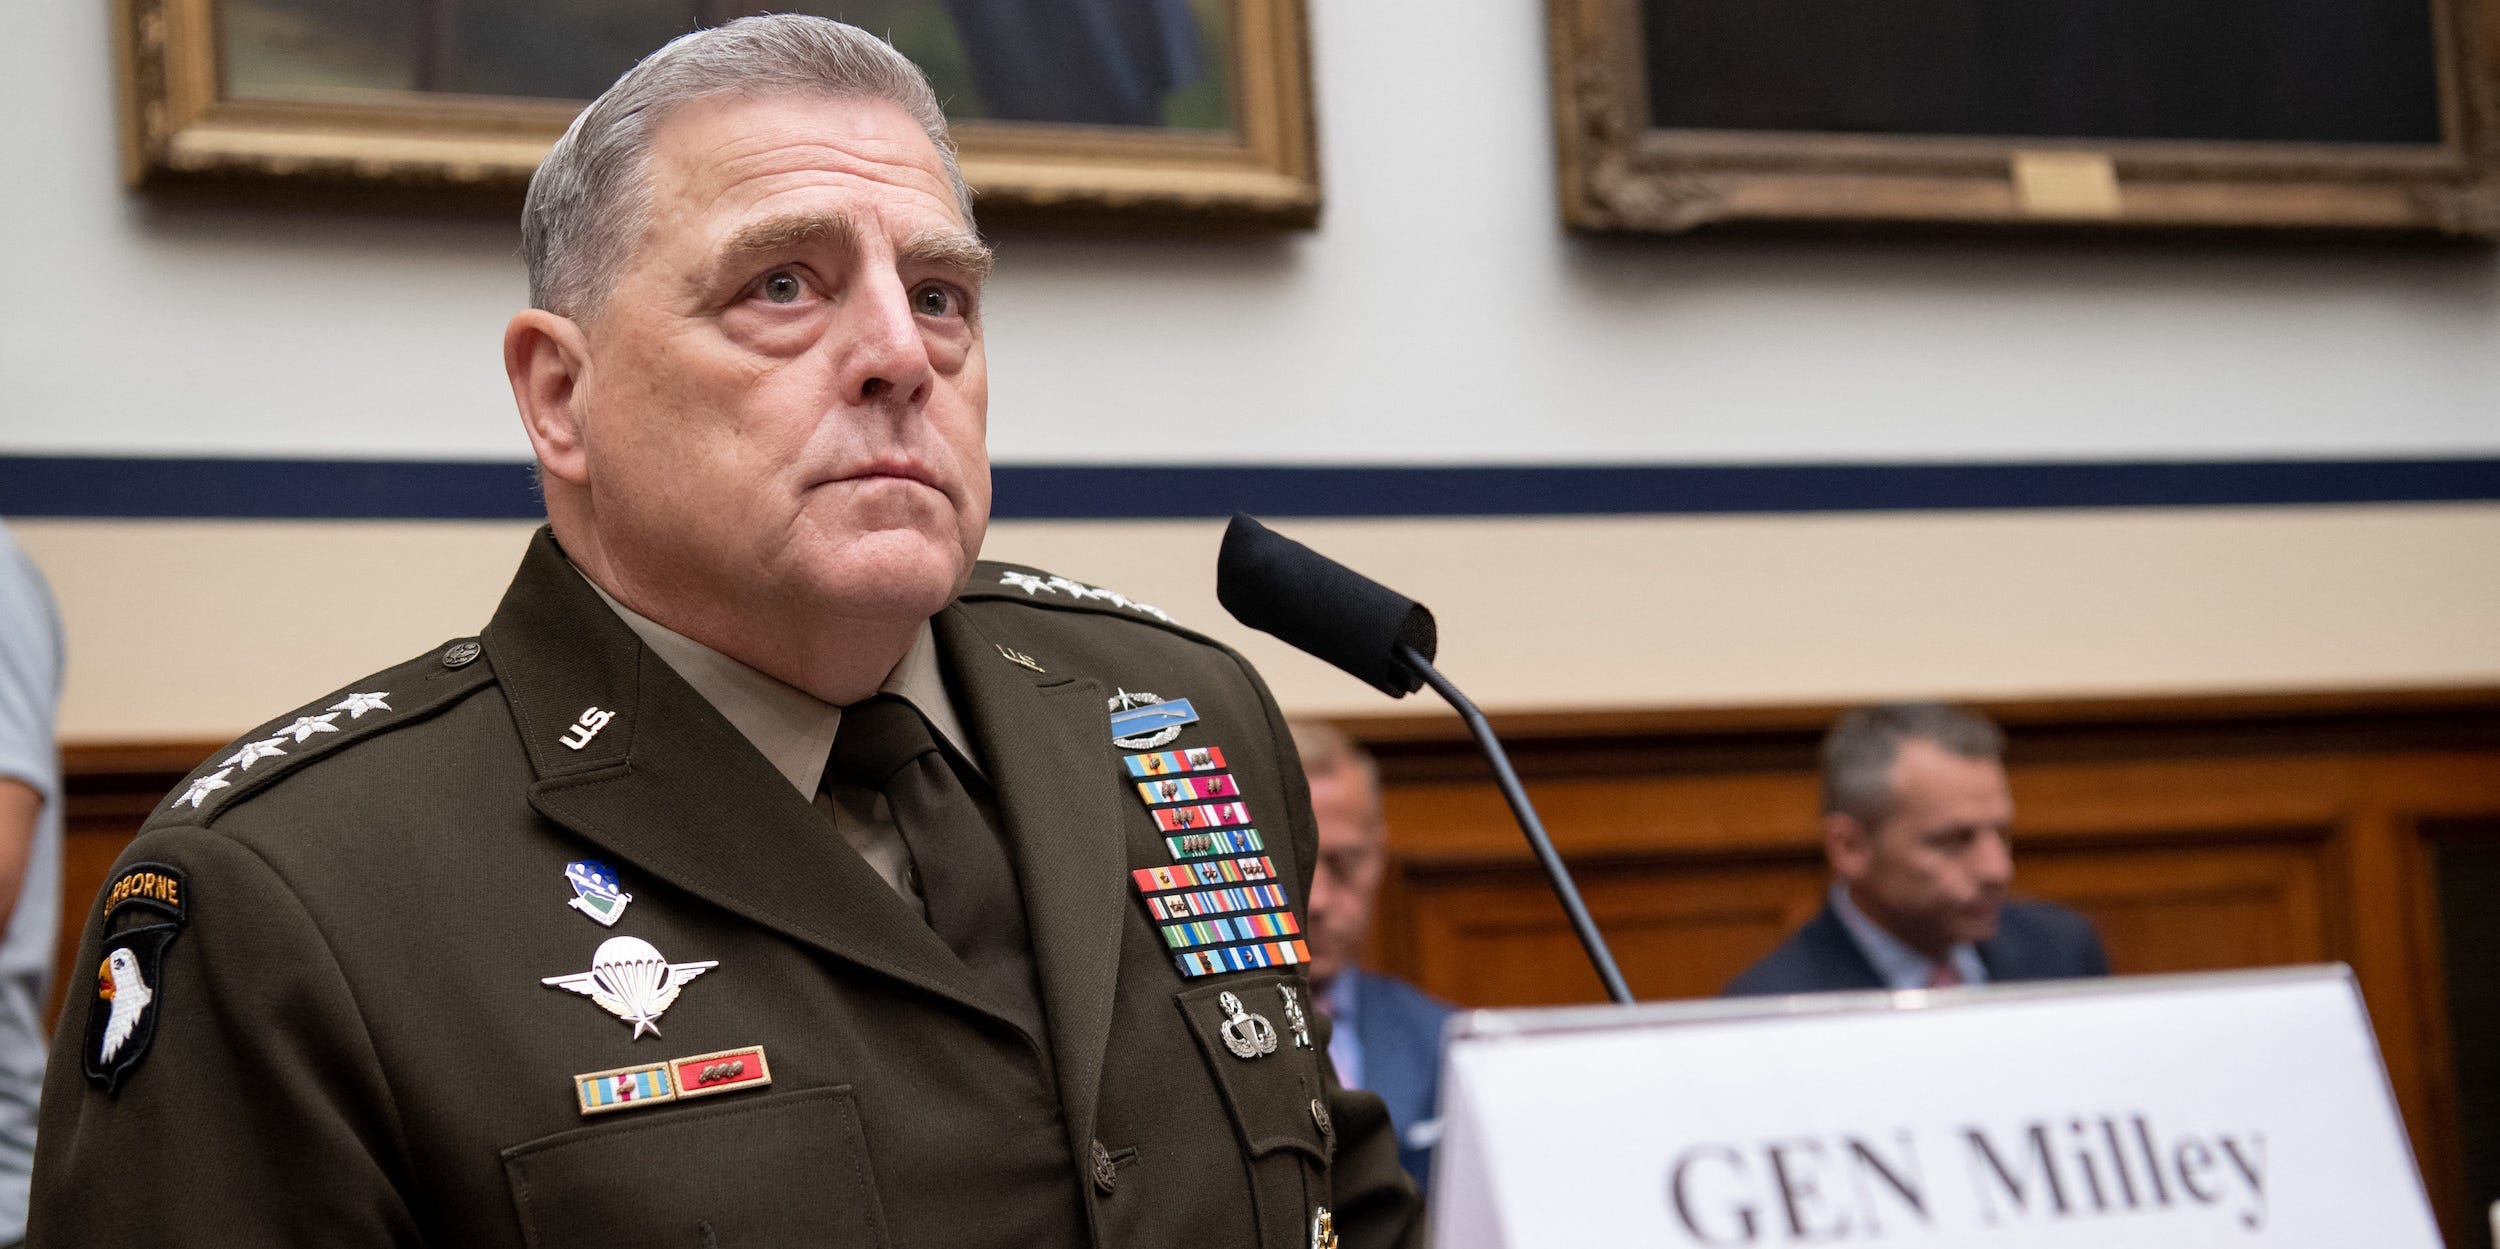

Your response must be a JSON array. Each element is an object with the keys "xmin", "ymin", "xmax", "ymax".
[
  {"xmin": 838, "ymin": 275, "xmax": 933, "ymax": 408},
  {"xmin": 1975, "ymin": 828, "xmax": 2014, "ymax": 888}
]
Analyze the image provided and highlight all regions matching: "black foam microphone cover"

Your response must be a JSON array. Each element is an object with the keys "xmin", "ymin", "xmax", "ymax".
[{"xmin": 1216, "ymin": 514, "xmax": 1436, "ymax": 697}]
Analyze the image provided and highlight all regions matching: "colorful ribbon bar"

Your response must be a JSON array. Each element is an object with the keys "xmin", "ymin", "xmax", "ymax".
[
  {"xmin": 1132, "ymin": 856, "xmax": 1276, "ymax": 894},
  {"xmin": 1152, "ymin": 801, "xmax": 1253, "ymax": 833},
  {"xmin": 1159, "ymin": 909, "xmax": 1303, "ymax": 950},
  {"xmin": 672, "ymin": 1045, "xmax": 773, "ymax": 1101},
  {"xmin": 1124, "ymin": 747, "xmax": 1229, "ymax": 778},
  {"xmin": 1146, "ymin": 882, "xmax": 1290, "ymax": 922},
  {"xmin": 1136, "ymin": 773, "xmax": 1242, "ymax": 805},
  {"xmin": 1175, "ymin": 939, "xmax": 1312, "ymax": 978},
  {"xmin": 1166, "ymin": 828, "xmax": 1264, "ymax": 860},
  {"xmin": 575, "ymin": 1062, "xmax": 675, "ymax": 1116}
]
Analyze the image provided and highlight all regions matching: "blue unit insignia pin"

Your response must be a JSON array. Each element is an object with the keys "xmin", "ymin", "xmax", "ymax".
[
  {"xmin": 1108, "ymin": 690, "xmax": 1199, "ymax": 749},
  {"xmin": 563, "ymin": 860, "xmax": 633, "ymax": 927}
]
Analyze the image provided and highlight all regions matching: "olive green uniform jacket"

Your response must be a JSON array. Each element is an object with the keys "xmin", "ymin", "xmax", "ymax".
[{"xmin": 30, "ymin": 531, "xmax": 1421, "ymax": 1249}]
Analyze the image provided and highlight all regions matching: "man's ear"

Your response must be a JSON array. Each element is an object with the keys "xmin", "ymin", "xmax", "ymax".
[
  {"xmin": 505, "ymin": 309, "xmax": 593, "ymax": 487},
  {"xmin": 1825, "ymin": 812, "xmax": 1873, "ymax": 880}
]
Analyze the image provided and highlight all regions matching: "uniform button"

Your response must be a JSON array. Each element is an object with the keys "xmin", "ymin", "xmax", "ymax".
[
  {"xmin": 1090, "ymin": 1139, "xmax": 1118, "ymax": 1194},
  {"xmin": 1309, "ymin": 1097, "xmax": 1333, "ymax": 1138},
  {"xmin": 441, "ymin": 639, "xmax": 482, "ymax": 668}
]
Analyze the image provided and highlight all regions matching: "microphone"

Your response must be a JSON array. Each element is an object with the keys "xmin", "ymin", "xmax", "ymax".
[
  {"xmin": 1215, "ymin": 514, "xmax": 1437, "ymax": 698},
  {"xmin": 1216, "ymin": 515, "xmax": 1634, "ymax": 1005}
]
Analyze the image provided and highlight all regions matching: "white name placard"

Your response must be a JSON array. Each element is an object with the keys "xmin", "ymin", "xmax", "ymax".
[{"xmin": 1429, "ymin": 966, "xmax": 2436, "ymax": 1248}]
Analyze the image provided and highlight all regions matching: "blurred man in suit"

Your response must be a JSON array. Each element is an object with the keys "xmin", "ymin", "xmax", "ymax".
[
  {"xmin": 1294, "ymin": 721, "xmax": 1454, "ymax": 1198},
  {"xmin": 1726, "ymin": 703, "xmax": 2107, "ymax": 996}
]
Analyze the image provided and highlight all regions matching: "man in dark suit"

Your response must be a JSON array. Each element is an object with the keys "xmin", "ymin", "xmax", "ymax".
[
  {"xmin": 1292, "ymin": 721, "xmax": 1453, "ymax": 1198},
  {"xmin": 1726, "ymin": 703, "xmax": 2108, "ymax": 997},
  {"xmin": 31, "ymin": 16, "xmax": 1417, "ymax": 1247}
]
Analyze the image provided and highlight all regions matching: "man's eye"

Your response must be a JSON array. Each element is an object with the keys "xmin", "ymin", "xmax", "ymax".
[
  {"xmin": 913, "ymin": 283, "xmax": 959, "ymax": 317},
  {"xmin": 760, "ymin": 272, "xmax": 805, "ymax": 304}
]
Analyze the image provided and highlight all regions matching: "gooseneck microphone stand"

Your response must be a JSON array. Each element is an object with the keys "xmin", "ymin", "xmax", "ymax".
[{"xmin": 1396, "ymin": 642, "xmax": 1635, "ymax": 1007}]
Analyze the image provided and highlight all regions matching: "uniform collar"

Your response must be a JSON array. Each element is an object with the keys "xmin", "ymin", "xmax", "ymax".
[
  {"xmin": 579, "ymin": 570, "xmax": 983, "ymax": 795},
  {"xmin": 1830, "ymin": 881, "xmax": 1986, "ymax": 989}
]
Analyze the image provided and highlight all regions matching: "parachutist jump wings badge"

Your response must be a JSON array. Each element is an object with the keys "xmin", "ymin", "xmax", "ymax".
[{"xmin": 541, "ymin": 935, "xmax": 718, "ymax": 1039}]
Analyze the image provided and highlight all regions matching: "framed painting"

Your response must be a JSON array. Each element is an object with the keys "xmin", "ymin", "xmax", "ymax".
[
  {"xmin": 1547, "ymin": 0, "xmax": 2500, "ymax": 236},
  {"xmin": 117, "ymin": 0, "xmax": 1319, "ymax": 225}
]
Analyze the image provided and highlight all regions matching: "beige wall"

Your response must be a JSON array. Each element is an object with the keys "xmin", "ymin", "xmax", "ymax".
[{"xmin": 21, "ymin": 504, "xmax": 2498, "ymax": 743}]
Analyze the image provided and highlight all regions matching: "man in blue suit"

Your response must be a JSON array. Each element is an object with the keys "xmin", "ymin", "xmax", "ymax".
[
  {"xmin": 1727, "ymin": 704, "xmax": 2108, "ymax": 996},
  {"xmin": 1293, "ymin": 721, "xmax": 1454, "ymax": 1197}
]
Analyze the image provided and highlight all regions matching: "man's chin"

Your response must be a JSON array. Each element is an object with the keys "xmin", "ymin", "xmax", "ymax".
[
  {"xmin": 793, "ymin": 531, "xmax": 973, "ymax": 615},
  {"xmin": 1953, "ymin": 908, "xmax": 2004, "ymax": 946}
]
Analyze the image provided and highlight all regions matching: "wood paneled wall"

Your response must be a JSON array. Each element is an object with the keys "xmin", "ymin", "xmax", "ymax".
[
  {"xmin": 55, "ymin": 688, "xmax": 2500, "ymax": 1240},
  {"xmin": 1338, "ymin": 689, "xmax": 2500, "ymax": 1245}
]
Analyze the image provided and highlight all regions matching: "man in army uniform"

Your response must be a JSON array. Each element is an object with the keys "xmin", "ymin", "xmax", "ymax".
[{"xmin": 31, "ymin": 17, "xmax": 1418, "ymax": 1248}]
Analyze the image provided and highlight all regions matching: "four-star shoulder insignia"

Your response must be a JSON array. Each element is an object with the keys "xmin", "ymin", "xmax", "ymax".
[
  {"xmin": 984, "ymin": 567, "xmax": 1174, "ymax": 622},
  {"xmin": 166, "ymin": 688, "xmax": 402, "ymax": 818}
]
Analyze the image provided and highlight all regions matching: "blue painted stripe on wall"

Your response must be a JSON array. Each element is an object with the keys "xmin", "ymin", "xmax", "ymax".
[{"xmin": 2, "ymin": 455, "xmax": 2496, "ymax": 520}]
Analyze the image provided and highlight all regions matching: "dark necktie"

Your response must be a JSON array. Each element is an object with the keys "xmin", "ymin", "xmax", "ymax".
[{"xmin": 826, "ymin": 695, "xmax": 1045, "ymax": 1036}]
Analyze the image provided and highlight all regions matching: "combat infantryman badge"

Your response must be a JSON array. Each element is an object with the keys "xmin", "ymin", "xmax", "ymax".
[
  {"xmin": 562, "ymin": 860, "xmax": 632, "ymax": 927},
  {"xmin": 1218, "ymin": 990, "xmax": 1279, "ymax": 1059},
  {"xmin": 1108, "ymin": 690, "xmax": 1199, "ymax": 750},
  {"xmin": 84, "ymin": 862, "xmax": 188, "ymax": 1093},
  {"xmin": 541, "ymin": 936, "xmax": 718, "ymax": 1039}
]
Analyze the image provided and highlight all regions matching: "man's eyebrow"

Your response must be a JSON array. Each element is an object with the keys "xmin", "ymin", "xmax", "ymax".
[
  {"xmin": 903, "ymin": 228, "xmax": 995, "ymax": 283},
  {"xmin": 715, "ymin": 212, "xmax": 858, "ymax": 271}
]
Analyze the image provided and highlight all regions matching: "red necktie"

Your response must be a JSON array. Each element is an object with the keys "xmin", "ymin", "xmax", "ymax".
[{"xmin": 1926, "ymin": 960, "xmax": 1964, "ymax": 989}]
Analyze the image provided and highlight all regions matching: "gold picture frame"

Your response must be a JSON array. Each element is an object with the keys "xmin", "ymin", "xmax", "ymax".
[
  {"xmin": 117, "ymin": 0, "xmax": 1320, "ymax": 226},
  {"xmin": 1547, "ymin": 0, "xmax": 2500, "ymax": 236}
]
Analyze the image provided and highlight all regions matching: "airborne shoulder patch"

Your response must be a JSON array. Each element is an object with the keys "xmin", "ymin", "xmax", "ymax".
[{"xmin": 84, "ymin": 862, "xmax": 189, "ymax": 1094}]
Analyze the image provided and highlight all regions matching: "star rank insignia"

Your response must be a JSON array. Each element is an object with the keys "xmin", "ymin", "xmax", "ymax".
[
  {"xmin": 174, "ymin": 768, "xmax": 232, "ymax": 810},
  {"xmin": 278, "ymin": 712, "xmax": 341, "ymax": 743},
  {"xmin": 329, "ymin": 691, "xmax": 391, "ymax": 718},
  {"xmin": 220, "ymin": 738, "xmax": 287, "ymax": 771}
]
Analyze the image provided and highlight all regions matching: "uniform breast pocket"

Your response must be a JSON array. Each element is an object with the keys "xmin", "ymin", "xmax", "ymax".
[
  {"xmin": 503, "ymin": 1086, "xmax": 891, "ymax": 1249},
  {"xmin": 1175, "ymin": 977, "xmax": 1335, "ymax": 1249}
]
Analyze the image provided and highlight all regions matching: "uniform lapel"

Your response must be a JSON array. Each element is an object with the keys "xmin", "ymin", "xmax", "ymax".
[
  {"xmin": 483, "ymin": 530, "xmax": 999, "ymax": 1020},
  {"xmin": 933, "ymin": 605, "xmax": 1125, "ymax": 1140}
]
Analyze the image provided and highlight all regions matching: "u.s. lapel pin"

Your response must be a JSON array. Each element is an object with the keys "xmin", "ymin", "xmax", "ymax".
[
  {"xmin": 562, "ymin": 860, "xmax": 632, "ymax": 927},
  {"xmin": 1218, "ymin": 990, "xmax": 1279, "ymax": 1059}
]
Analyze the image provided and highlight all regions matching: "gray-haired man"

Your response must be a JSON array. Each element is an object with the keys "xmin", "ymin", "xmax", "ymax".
[
  {"xmin": 1725, "ymin": 703, "xmax": 2108, "ymax": 996},
  {"xmin": 33, "ymin": 17, "xmax": 1418, "ymax": 1247}
]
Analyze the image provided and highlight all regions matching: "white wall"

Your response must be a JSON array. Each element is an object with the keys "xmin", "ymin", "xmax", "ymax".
[
  {"xmin": 3, "ymin": 0, "xmax": 2495, "ymax": 743},
  {"xmin": 5, "ymin": 0, "xmax": 2499, "ymax": 464}
]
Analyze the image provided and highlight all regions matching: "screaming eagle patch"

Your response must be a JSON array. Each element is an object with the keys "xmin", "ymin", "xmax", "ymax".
[{"xmin": 83, "ymin": 863, "xmax": 188, "ymax": 1093}]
